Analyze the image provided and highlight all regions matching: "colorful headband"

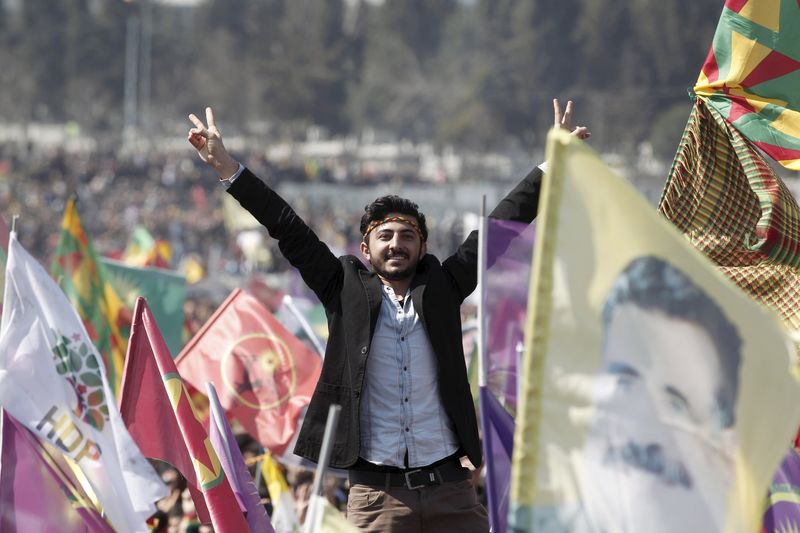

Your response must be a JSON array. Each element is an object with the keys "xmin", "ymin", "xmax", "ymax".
[{"xmin": 363, "ymin": 216, "xmax": 424, "ymax": 241}]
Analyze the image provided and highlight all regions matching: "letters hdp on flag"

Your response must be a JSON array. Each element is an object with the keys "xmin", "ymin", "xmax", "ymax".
[
  {"xmin": 119, "ymin": 297, "xmax": 249, "ymax": 532},
  {"xmin": 0, "ymin": 410, "xmax": 115, "ymax": 532},
  {"xmin": 0, "ymin": 233, "xmax": 166, "ymax": 533},
  {"xmin": 176, "ymin": 288, "xmax": 321, "ymax": 455}
]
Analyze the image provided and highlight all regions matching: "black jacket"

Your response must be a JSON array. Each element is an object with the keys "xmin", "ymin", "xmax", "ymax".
[{"xmin": 228, "ymin": 166, "xmax": 542, "ymax": 469}]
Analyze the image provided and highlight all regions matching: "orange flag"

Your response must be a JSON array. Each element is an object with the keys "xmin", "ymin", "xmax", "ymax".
[
  {"xmin": 176, "ymin": 289, "xmax": 321, "ymax": 455},
  {"xmin": 119, "ymin": 298, "xmax": 249, "ymax": 532}
]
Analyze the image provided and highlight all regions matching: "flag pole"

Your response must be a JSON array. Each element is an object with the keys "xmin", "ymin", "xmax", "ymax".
[
  {"xmin": 477, "ymin": 195, "xmax": 488, "ymax": 388},
  {"xmin": 304, "ymin": 404, "xmax": 342, "ymax": 533},
  {"xmin": 477, "ymin": 196, "xmax": 504, "ymax": 533},
  {"xmin": 282, "ymin": 294, "xmax": 326, "ymax": 358}
]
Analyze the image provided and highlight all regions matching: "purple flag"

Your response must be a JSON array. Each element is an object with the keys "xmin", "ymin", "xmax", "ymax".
[
  {"xmin": 763, "ymin": 447, "xmax": 800, "ymax": 532},
  {"xmin": 480, "ymin": 386, "xmax": 515, "ymax": 533},
  {"xmin": 206, "ymin": 382, "xmax": 274, "ymax": 533},
  {"xmin": 486, "ymin": 218, "xmax": 536, "ymax": 412},
  {"xmin": 0, "ymin": 410, "xmax": 114, "ymax": 533}
]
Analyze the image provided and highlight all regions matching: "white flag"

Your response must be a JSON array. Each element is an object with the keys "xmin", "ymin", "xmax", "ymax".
[{"xmin": 0, "ymin": 233, "xmax": 167, "ymax": 532}]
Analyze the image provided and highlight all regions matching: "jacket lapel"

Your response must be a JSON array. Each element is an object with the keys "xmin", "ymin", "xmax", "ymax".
[
  {"xmin": 360, "ymin": 270, "xmax": 383, "ymax": 338},
  {"xmin": 410, "ymin": 258, "xmax": 430, "ymax": 325}
]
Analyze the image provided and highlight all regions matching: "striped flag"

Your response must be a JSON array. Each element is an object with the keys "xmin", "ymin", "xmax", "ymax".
[
  {"xmin": 51, "ymin": 198, "xmax": 128, "ymax": 396},
  {"xmin": 695, "ymin": 0, "xmax": 800, "ymax": 169},
  {"xmin": 122, "ymin": 225, "xmax": 172, "ymax": 269},
  {"xmin": 658, "ymin": 99, "xmax": 800, "ymax": 330}
]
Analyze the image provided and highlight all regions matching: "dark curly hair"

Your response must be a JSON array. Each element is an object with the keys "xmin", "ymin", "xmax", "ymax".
[{"xmin": 360, "ymin": 195, "xmax": 428, "ymax": 242}]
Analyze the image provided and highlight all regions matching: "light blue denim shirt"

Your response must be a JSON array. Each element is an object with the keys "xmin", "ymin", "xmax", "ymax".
[{"xmin": 359, "ymin": 284, "xmax": 460, "ymax": 468}]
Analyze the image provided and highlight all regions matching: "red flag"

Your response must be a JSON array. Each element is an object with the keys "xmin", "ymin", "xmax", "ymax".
[
  {"xmin": 119, "ymin": 298, "xmax": 249, "ymax": 532},
  {"xmin": 176, "ymin": 289, "xmax": 321, "ymax": 455}
]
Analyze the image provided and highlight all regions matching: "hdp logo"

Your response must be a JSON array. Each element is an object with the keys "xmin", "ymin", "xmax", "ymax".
[{"xmin": 51, "ymin": 330, "xmax": 110, "ymax": 431}]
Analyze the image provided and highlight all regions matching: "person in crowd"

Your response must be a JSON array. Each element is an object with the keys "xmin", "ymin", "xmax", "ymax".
[{"xmin": 187, "ymin": 100, "xmax": 589, "ymax": 532}]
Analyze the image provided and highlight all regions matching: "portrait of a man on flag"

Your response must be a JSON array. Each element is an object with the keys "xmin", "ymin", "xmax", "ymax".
[
  {"xmin": 509, "ymin": 128, "xmax": 800, "ymax": 533},
  {"xmin": 583, "ymin": 256, "xmax": 742, "ymax": 533}
]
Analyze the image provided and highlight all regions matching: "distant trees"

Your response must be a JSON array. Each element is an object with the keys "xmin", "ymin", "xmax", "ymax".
[{"xmin": 0, "ymin": 0, "xmax": 721, "ymax": 155}]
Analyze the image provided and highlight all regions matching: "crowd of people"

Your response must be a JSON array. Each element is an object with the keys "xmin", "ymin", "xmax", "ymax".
[
  {"xmin": 0, "ymin": 141, "xmax": 470, "ymax": 294},
  {"xmin": 147, "ymin": 431, "xmax": 354, "ymax": 532},
  {"xmin": 0, "ymin": 138, "xmax": 491, "ymax": 531}
]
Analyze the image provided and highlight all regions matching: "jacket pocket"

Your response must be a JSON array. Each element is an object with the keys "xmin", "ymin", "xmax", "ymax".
[{"xmin": 303, "ymin": 381, "xmax": 352, "ymax": 442}]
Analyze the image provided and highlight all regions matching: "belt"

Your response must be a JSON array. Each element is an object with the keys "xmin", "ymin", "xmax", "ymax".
[{"xmin": 348, "ymin": 459, "xmax": 471, "ymax": 490}]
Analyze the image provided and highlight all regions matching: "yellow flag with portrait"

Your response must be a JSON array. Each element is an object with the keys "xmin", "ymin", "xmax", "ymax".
[{"xmin": 508, "ymin": 129, "xmax": 800, "ymax": 533}]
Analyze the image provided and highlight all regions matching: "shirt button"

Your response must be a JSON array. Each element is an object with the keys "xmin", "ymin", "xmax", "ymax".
[
  {"xmin": 405, "ymin": 427, "xmax": 409, "ymax": 432},
  {"xmin": 403, "ymin": 366, "xmax": 407, "ymax": 371},
  {"xmin": 360, "ymin": 346, "xmax": 367, "ymax": 354},
  {"xmin": 404, "ymin": 398, "xmax": 408, "ymax": 402},
  {"xmin": 401, "ymin": 336, "xmax": 405, "ymax": 341}
]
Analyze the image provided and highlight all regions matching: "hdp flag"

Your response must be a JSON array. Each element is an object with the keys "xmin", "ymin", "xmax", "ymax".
[
  {"xmin": 206, "ymin": 382, "xmax": 274, "ymax": 533},
  {"xmin": 51, "ymin": 198, "xmax": 128, "ymax": 396},
  {"xmin": 119, "ymin": 297, "xmax": 250, "ymax": 532},
  {"xmin": 0, "ymin": 410, "xmax": 115, "ymax": 532},
  {"xmin": 485, "ymin": 218, "xmax": 536, "ymax": 412},
  {"xmin": 176, "ymin": 289, "xmax": 321, "ymax": 455},
  {"xmin": 508, "ymin": 129, "xmax": 800, "ymax": 532},
  {"xmin": 762, "ymin": 447, "xmax": 800, "ymax": 532},
  {"xmin": 659, "ymin": 99, "xmax": 800, "ymax": 331},
  {"xmin": 261, "ymin": 451, "xmax": 301, "ymax": 533},
  {"xmin": 0, "ymin": 233, "xmax": 166, "ymax": 532},
  {"xmin": 695, "ymin": 0, "xmax": 800, "ymax": 169},
  {"xmin": 102, "ymin": 258, "xmax": 186, "ymax": 356},
  {"xmin": 480, "ymin": 387, "xmax": 515, "ymax": 533}
]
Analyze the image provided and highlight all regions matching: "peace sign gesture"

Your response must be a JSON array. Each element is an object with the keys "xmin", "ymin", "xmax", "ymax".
[
  {"xmin": 553, "ymin": 99, "xmax": 591, "ymax": 140},
  {"xmin": 188, "ymin": 107, "xmax": 239, "ymax": 180}
]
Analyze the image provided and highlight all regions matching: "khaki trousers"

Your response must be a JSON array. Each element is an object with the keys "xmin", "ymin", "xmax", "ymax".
[{"xmin": 346, "ymin": 479, "xmax": 489, "ymax": 533}]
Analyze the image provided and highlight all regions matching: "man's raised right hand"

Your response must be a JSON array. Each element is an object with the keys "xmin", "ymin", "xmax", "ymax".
[{"xmin": 188, "ymin": 107, "xmax": 240, "ymax": 181}]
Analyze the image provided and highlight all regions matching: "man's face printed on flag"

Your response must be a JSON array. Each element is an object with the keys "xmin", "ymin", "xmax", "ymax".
[{"xmin": 582, "ymin": 257, "xmax": 741, "ymax": 532}]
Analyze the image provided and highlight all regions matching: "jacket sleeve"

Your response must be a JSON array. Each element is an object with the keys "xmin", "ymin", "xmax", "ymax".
[
  {"xmin": 442, "ymin": 165, "xmax": 544, "ymax": 301},
  {"xmin": 227, "ymin": 168, "xmax": 343, "ymax": 306}
]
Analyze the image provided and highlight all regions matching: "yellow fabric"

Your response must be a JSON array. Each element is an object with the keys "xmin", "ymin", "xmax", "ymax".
[{"xmin": 509, "ymin": 128, "xmax": 800, "ymax": 533}]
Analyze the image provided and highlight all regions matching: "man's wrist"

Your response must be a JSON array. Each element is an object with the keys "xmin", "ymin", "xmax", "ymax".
[
  {"xmin": 216, "ymin": 158, "xmax": 241, "ymax": 182},
  {"xmin": 220, "ymin": 163, "xmax": 245, "ymax": 189}
]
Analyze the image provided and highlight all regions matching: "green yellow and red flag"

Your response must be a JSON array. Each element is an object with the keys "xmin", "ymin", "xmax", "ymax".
[
  {"xmin": 694, "ymin": 0, "xmax": 800, "ymax": 169},
  {"xmin": 51, "ymin": 198, "xmax": 128, "ymax": 397},
  {"xmin": 119, "ymin": 297, "xmax": 249, "ymax": 532}
]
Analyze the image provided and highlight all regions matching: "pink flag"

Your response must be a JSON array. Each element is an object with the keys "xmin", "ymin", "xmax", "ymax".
[
  {"xmin": 207, "ymin": 382, "xmax": 274, "ymax": 533},
  {"xmin": 0, "ymin": 410, "xmax": 114, "ymax": 533}
]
